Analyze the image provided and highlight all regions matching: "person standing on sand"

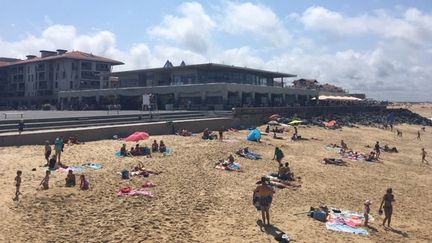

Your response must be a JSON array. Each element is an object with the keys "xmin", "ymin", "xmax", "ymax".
[
  {"xmin": 14, "ymin": 170, "xmax": 22, "ymax": 201},
  {"xmin": 253, "ymin": 177, "xmax": 275, "ymax": 225},
  {"xmin": 364, "ymin": 200, "xmax": 371, "ymax": 227},
  {"xmin": 218, "ymin": 126, "xmax": 225, "ymax": 141},
  {"xmin": 379, "ymin": 188, "xmax": 395, "ymax": 228},
  {"xmin": 374, "ymin": 141, "xmax": 381, "ymax": 159},
  {"xmin": 417, "ymin": 131, "xmax": 421, "ymax": 140},
  {"xmin": 54, "ymin": 137, "xmax": 64, "ymax": 163},
  {"xmin": 421, "ymin": 148, "xmax": 429, "ymax": 164},
  {"xmin": 273, "ymin": 147, "xmax": 284, "ymax": 165},
  {"xmin": 44, "ymin": 141, "xmax": 51, "ymax": 166}
]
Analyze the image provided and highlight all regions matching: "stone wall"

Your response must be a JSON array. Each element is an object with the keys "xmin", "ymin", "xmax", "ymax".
[{"xmin": 0, "ymin": 117, "xmax": 237, "ymax": 146}]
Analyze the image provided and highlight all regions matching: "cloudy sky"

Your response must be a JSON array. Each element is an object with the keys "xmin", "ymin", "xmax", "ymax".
[{"xmin": 1, "ymin": 0, "xmax": 431, "ymax": 101}]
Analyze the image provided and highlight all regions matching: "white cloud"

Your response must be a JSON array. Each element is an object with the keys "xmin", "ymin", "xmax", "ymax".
[
  {"xmin": 148, "ymin": 2, "xmax": 215, "ymax": 54},
  {"xmin": 1, "ymin": 3, "xmax": 432, "ymax": 101},
  {"xmin": 222, "ymin": 2, "xmax": 290, "ymax": 46},
  {"xmin": 299, "ymin": 6, "xmax": 432, "ymax": 47}
]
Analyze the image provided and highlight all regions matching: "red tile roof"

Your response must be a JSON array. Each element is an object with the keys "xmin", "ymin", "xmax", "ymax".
[{"xmin": 0, "ymin": 51, "xmax": 123, "ymax": 67}]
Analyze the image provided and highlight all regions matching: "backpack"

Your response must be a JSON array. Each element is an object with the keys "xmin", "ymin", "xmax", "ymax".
[{"xmin": 121, "ymin": 170, "xmax": 129, "ymax": 179}]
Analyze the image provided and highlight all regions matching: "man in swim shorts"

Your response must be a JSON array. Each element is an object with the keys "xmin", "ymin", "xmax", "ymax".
[{"xmin": 253, "ymin": 177, "xmax": 275, "ymax": 225}]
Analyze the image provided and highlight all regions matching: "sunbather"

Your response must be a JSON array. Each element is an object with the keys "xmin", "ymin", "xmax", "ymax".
[
  {"xmin": 80, "ymin": 175, "xmax": 89, "ymax": 190},
  {"xmin": 40, "ymin": 170, "xmax": 51, "ymax": 190},
  {"xmin": 151, "ymin": 140, "xmax": 158, "ymax": 153},
  {"xmin": 202, "ymin": 128, "xmax": 217, "ymax": 140},
  {"xmin": 159, "ymin": 140, "xmax": 166, "ymax": 153},
  {"xmin": 120, "ymin": 144, "xmax": 128, "ymax": 157},
  {"xmin": 273, "ymin": 132, "xmax": 283, "ymax": 139},
  {"xmin": 65, "ymin": 170, "xmax": 76, "ymax": 187},
  {"xmin": 178, "ymin": 129, "xmax": 192, "ymax": 136},
  {"xmin": 341, "ymin": 140, "xmax": 348, "ymax": 150},
  {"xmin": 322, "ymin": 158, "xmax": 346, "ymax": 166},
  {"xmin": 67, "ymin": 136, "xmax": 81, "ymax": 145}
]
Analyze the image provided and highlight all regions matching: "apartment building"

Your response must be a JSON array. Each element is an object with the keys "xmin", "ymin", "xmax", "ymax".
[{"xmin": 0, "ymin": 49, "xmax": 123, "ymax": 107}]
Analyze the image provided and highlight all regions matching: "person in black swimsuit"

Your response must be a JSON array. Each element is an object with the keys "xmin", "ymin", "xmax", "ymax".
[{"xmin": 379, "ymin": 188, "xmax": 395, "ymax": 227}]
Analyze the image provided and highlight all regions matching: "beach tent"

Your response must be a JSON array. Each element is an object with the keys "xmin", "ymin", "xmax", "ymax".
[
  {"xmin": 288, "ymin": 120, "xmax": 303, "ymax": 125},
  {"xmin": 247, "ymin": 128, "xmax": 261, "ymax": 142},
  {"xmin": 125, "ymin": 132, "xmax": 149, "ymax": 142}
]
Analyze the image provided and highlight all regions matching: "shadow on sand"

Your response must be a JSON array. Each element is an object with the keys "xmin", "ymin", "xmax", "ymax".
[
  {"xmin": 387, "ymin": 227, "xmax": 409, "ymax": 238},
  {"xmin": 256, "ymin": 220, "xmax": 291, "ymax": 242}
]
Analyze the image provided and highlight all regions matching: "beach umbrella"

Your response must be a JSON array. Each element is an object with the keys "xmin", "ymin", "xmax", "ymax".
[
  {"xmin": 125, "ymin": 132, "xmax": 149, "ymax": 142},
  {"xmin": 269, "ymin": 114, "xmax": 280, "ymax": 121},
  {"xmin": 327, "ymin": 120, "xmax": 337, "ymax": 127},
  {"xmin": 268, "ymin": 120, "xmax": 279, "ymax": 125},
  {"xmin": 288, "ymin": 120, "xmax": 303, "ymax": 125}
]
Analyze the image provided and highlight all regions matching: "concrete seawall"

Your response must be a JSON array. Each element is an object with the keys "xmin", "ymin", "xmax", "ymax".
[{"xmin": 0, "ymin": 117, "xmax": 237, "ymax": 146}]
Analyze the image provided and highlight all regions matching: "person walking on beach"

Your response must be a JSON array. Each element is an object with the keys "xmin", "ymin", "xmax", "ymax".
[
  {"xmin": 54, "ymin": 137, "xmax": 64, "ymax": 163},
  {"xmin": 14, "ymin": 170, "xmax": 22, "ymax": 200},
  {"xmin": 374, "ymin": 141, "xmax": 381, "ymax": 159},
  {"xmin": 364, "ymin": 200, "xmax": 371, "ymax": 227},
  {"xmin": 253, "ymin": 177, "xmax": 275, "ymax": 225},
  {"xmin": 379, "ymin": 188, "xmax": 395, "ymax": 228},
  {"xmin": 219, "ymin": 126, "xmax": 225, "ymax": 141},
  {"xmin": 17, "ymin": 119, "xmax": 24, "ymax": 134},
  {"xmin": 417, "ymin": 130, "xmax": 421, "ymax": 140},
  {"xmin": 44, "ymin": 141, "xmax": 52, "ymax": 166},
  {"xmin": 396, "ymin": 129, "xmax": 402, "ymax": 137},
  {"xmin": 421, "ymin": 148, "xmax": 429, "ymax": 164},
  {"xmin": 273, "ymin": 147, "xmax": 284, "ymax": 165}
]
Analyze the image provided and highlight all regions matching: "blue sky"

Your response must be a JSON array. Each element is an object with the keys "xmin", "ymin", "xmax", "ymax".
[{"xmin": 1, "ymin": 0, "xmax": 432, "ymax": 101}]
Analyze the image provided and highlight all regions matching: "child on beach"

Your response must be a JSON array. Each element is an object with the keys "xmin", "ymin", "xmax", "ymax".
[
  {"xmin": 44, "ymin": 141, "xmax": 51, "ymax": 165},
  {"xmin": 159, "ymin": 140, "xmax": 166, "ymax": 153},
  {"xmin": 40, "ymin": 170, "xmax": 51, "ymax": 190},
  {"xmin": 80, "ymin": 175, "xmax": 89, "ymax": 190},
  {"xmin": 364, "ymin": 200, "xmax": 371, "ymax": 227},
  {"xmin": 14, "ymin": 170, "xmax": 22, "ymax": 200},
  {"xmin": 65, "ymin": 170, "xmax": 76, "ymax": 187},
  {"xmin": 152, "ymin": 140, "xmax": 158, "ymax": 153}
]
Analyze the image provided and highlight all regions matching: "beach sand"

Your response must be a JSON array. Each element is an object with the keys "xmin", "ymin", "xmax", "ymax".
[{"xmin": 0, "ymin": 122, "xmax": 431, "ymax": 242}]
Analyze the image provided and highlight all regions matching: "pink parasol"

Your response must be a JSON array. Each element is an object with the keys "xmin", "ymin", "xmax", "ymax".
[
  {"xmin": 125, "ymin": 132, "xmax": 150, "ymax": 142},
  {"xmin": 269, "ymin": 114, "xmax": 280, "ymax": 121}
]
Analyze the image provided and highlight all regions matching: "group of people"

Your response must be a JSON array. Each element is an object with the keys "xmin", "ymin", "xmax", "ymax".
[{"xmin": 202, "ymin": 127, "xmax": 226, "ymax": 141}]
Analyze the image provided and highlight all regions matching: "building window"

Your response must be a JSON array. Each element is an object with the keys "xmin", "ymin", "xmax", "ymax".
[
  {"xmin": 96, "ymin": 63, "xmax": 109, "ymax": 71},
  {"xmin": 38, "ymin": 72, "xmax": 45, "ymax": 80},
  {"xmin": 72, "ymin": 62, "xmax": 76, "ymax": 70},
  {"xmin": 55, "ymin": 82, "xmax": 58, "ymax": 88},
  {"xmin": 62, "ymin": 71, "xmax": 66, "ymax": 79},
  {"xmin": 81, "ymin": 62, "xmax": 92, "ymax": 70},
  {"xmin": 36, "ymin": 63, "xmax": 45, "ymax": 71},
  {"xmin": 70, "ymin": 81, "xmax": 73, "ymax": 89}
]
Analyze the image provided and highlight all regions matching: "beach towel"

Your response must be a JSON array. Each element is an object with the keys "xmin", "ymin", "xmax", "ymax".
[
  {"xmin": 247, "ymin": 129, "xmax": 261, "ymax": 142},
  {"xmin": 57, "ymin": 166, "xmax": 85, "ymax": 173},
  {"xmin": 326, "ymin": 209, "xmax": 374, "ymax": 235},
  {"xmin": 163, "ymin": 147, "xmax": 174, "ymax": 156},
  {"xmin": 117, "ymin": 188, "xmax": 154, "ymax": 198},
  {"xmin": 215, "ymin": 162, "xmax": 242, "ymax": 172},
  {"xmin": 241, "ymin": 151, "xmax": 262, "ymax": 160},
  {"xmin": 83, "ymin": 163, "xmax": 103, "ymax": 170},
  {"xmin": 115, "ymin": 151, "xmax": 122, "ymax": 158}
]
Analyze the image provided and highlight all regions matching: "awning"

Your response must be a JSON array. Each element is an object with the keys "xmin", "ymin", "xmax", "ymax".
[{"xmin": 313, "ymin": 95, "xmax": 363, "ymax": 101}]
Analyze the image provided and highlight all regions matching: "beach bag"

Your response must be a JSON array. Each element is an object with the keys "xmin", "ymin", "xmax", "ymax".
[
  {"xmin": 121, "ymin": 170, "xmax": 129, "ymax": 179},
  {"xmin": 312, "ymin": 211, "xmax": 327, "ymax": 222}
]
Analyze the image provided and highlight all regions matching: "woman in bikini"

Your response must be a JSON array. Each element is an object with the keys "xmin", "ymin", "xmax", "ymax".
[
  {"xmin": 379, "ymin": 188, "xmax": 395, "ymax": 228},
  {"xmin": 253, "ymin": 177, "xmax": 275, "ymax": 225}
]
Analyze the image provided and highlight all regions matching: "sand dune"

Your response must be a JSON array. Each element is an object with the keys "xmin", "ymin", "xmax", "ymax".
[{"xmin": 0, "ymin": 122, "xmax": 431, "ymax": 242}]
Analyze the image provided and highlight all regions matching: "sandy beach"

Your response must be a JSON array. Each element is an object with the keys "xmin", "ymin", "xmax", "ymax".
[{"xmin": 1, "ymin": 116, "xmax": 431, "ymax": 242}]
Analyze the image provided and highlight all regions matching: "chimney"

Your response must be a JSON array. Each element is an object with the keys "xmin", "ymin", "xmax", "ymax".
[
  {"xmin": 56, "ymin": 49, "xmax": 67, "ymax": 55},
  {"xmin": 40, "ymin": 50, "xmax": 57, "ymax": 58},
  {"xmin": 26, "ymin": 55, "xmax": 37, "ymax": 60}
]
